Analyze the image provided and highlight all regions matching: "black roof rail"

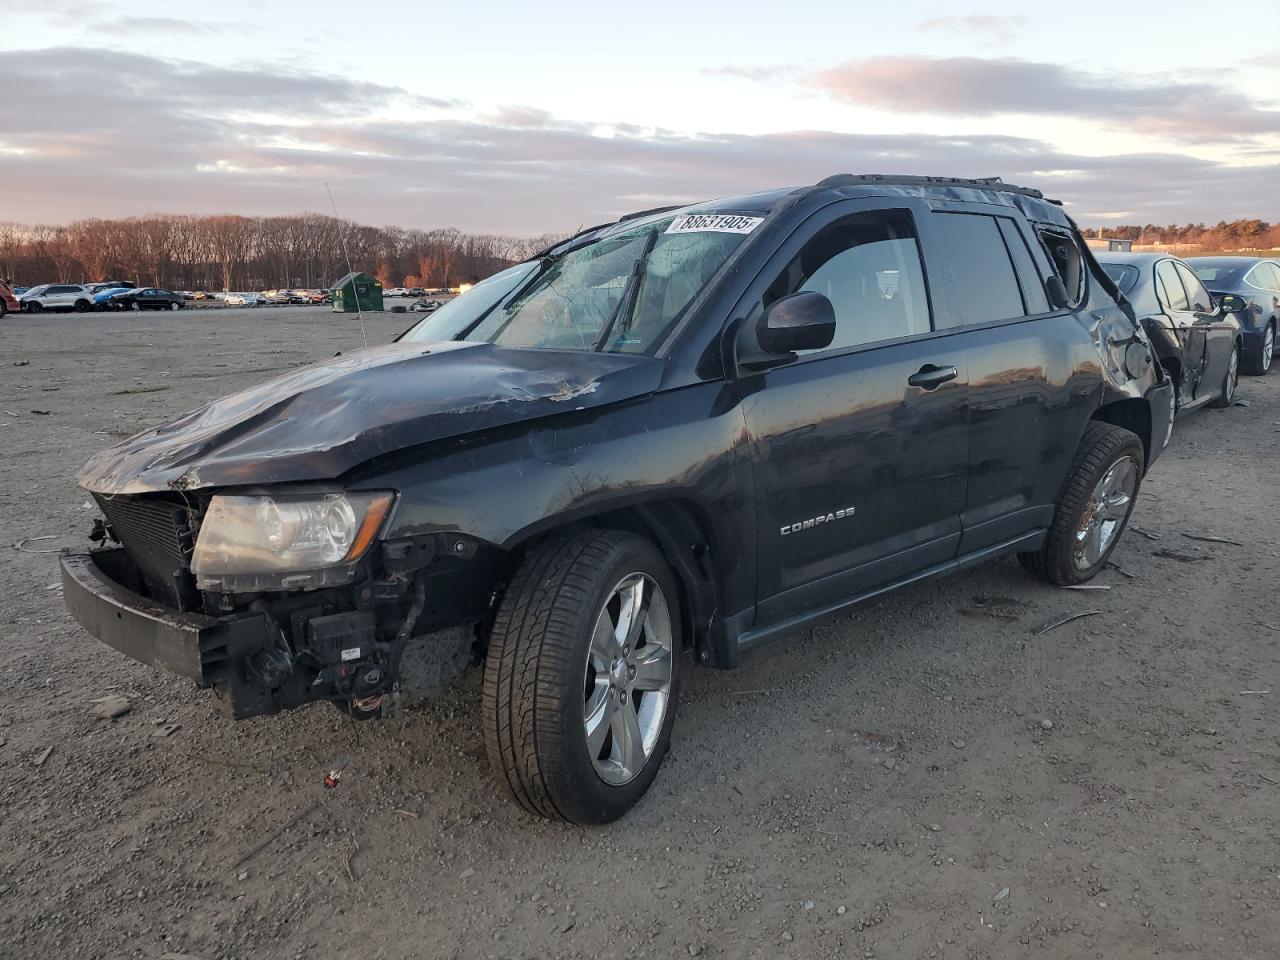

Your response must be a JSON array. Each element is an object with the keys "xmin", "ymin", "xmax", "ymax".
[
  {"xmin": 814, "ymin": 173, "xmax": 1049, "ymax": 201},
  {"xmin": 616, "ymin": 204, "xmax": 684, "ymax": 223}
]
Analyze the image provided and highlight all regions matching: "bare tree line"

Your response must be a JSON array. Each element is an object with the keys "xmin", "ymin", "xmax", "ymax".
[
  {"xmin": 0, "ymin": 215, "xmax": 566, "ymax": 290},
  {"xmin": 1086, "ymin": 219, "xmax": 1280, "ymax": 252}
]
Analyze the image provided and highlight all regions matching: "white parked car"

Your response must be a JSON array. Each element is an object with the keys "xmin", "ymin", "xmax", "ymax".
[
  {"xmin": 224, "ymin": 293, "xmax": 265, "ymax": 307},
  {"xmin": 21, "ymin": 283, "xmax": 93, "ymax": 313}
]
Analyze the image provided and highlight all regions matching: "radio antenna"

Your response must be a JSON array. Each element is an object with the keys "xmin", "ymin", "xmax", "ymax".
[{"xmin": 324, "ymin": 181, "xmax": 368, "ymax": 349}]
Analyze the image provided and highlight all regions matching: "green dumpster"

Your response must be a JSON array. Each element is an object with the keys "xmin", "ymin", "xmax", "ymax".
[{"xmin": 329, "ymin": 271, "xmax": 383, "ymax": 312}]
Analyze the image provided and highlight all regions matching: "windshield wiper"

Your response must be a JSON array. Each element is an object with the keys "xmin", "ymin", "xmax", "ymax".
[{"xmin": 593, "ymin": 229, "xmax": 658, "ymax": 351}]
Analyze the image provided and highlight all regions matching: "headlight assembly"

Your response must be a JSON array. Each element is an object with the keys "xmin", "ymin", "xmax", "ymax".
[{"xmin": 192, "ymin": 491, "xmax": 394, "ymax": 591}]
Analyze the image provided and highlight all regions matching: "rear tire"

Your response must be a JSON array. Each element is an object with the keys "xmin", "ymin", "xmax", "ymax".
[
  {"xmin": 483, "ymin": 530, "xmax": 681, "ymax": 824},
  {"xmin": 1018, "ymin": 422, "xmax": 1144, "ymax": 585},
  {"xmin": 1243, "ymin": 323, "xmax": 1274, "ymax": 376},
  {"xmin": 129, "ymin": 301, "xmax": 140, "ymax": 311},
  {"xmin": 1209, "ymin": 342, "xmax": 1240, "ymax": 408}
]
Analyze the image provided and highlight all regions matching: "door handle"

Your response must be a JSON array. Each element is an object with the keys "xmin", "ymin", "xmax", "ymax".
[{"xmin": 907, "ymin": 364, "xmax": 958, "ymax": 390}]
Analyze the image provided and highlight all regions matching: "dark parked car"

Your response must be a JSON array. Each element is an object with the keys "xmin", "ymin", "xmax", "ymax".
[
  {"xmin": 111, "ymin": 288, "xmax": 185, "ymax": 311},
  {"xmin": 1099, "ymin": 253, "xmax": 1243, "ymax": 425},
  {"xmin": 411, "ymin": 297, "xmax": 441, "ymax": 313},
  {"xmin": 1185, "ymin": 256, "xmax": 1280, "ymax": 375},
  {"xmin": 62, "ymin": 174, "xmax": 1172, "ymax": 822}
]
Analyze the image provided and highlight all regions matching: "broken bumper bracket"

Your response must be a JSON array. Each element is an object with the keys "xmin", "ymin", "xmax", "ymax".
[{"xmin": 61, "ymin": 548, "xmax": 269, "ymax": 701}]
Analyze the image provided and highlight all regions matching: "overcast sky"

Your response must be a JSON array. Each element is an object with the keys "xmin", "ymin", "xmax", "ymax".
[{"xmin": 3, "ymin": 0, "xmax": 1278, "ymax": 234}]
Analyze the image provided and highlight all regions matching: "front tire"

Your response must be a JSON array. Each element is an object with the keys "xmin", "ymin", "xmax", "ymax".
[
  {"xmin": 27, "ymin": 301, "xmax": 42, "ymax": 314},
  {"xmin": 1243, "ymin": 323, "xmax": 1274, "ymax": 377},
  {"xmin": 1019, "ymin": 422, "xmax": 1144, "ymax": 585},
  {"xmin": 483, "ymin": 530, "xmax": 681, "ymax": 824},
  {"xmin": 1209, "ymin": 342, "xmax": 1240, "ymax": 408}
]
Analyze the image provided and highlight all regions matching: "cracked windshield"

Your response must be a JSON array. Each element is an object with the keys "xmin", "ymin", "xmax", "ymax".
[{"xmin": 407, "ymin": 216, "xmax": 752, "ymax": 354}]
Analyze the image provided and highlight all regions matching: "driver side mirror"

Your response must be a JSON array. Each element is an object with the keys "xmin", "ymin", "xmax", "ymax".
[
  {"xmin": 740, "ymin": 291, "xmax": 836, "ymax": 370},
  {"xmin": 1217, "ymin": 293, "xmax": 1248, "ymax": 315}
]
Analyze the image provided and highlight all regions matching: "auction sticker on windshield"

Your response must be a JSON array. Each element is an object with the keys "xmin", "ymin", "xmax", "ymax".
[{"xmin": 665, "ymin": 214, "xmax": 764, "ymax": 234}]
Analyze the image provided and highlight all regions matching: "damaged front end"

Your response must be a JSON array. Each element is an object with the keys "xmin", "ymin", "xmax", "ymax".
[
  {"xmin": 61, "ymin": 488, "xmax": 499, "ymax": 719},
  {"xmin": 61, "ymin": 340, "xmax": 663, "ymax": 719}
]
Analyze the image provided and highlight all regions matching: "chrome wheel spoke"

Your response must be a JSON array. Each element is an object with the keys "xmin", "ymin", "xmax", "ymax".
[
  {"xmin": 614, "ymin": 575, "xmax": 650, "ymax": 652},
  {"xmin": 589, "ymin": 614, "xmax": 616, "ymax": 665},
  {"xmin": 1080, "ymin": 520, "xmax": 1104, "ymax": 566},
  {"xmin": 632, "ymin": 645, "xmax": 672, "ymax": 692},
  {"xmin": 585, "ymin": 688, "xmax": 615, "ymax": 757},
  {"xmin": 1103, "ymin": 490, "xmax": 1131, "ymax": 519},
  {"xmin": 611, "ymin": 700, "xmax": 646, "ymax": 779}
]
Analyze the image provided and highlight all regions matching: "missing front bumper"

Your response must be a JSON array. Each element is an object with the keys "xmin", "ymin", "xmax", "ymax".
[{"xmin": 60, "ymin": 548, "xmax": 276, "ymax": 717}]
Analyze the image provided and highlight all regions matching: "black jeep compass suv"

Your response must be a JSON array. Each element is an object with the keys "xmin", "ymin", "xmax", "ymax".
[{"xmin": 63, "ymin": 175, "xmax": 1173, "ymax": 822}]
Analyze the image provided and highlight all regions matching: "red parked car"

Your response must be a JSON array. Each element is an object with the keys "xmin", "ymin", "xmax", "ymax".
[{"xmin": 0, "ymin": 279, "xmax": 19, "ymax": 318}]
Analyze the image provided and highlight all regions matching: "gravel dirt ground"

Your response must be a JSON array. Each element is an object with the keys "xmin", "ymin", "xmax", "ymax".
[{"xmin": 2, "ymin": 307, "xmax": 1278, "ymax": 960}]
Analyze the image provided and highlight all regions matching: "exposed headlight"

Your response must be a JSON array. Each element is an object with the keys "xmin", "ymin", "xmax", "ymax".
[{"xmin": 192, "ymin": 491, "xmax": 394, "ymax": 591}]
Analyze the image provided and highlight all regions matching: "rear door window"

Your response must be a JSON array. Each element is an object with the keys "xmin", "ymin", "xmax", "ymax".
[
  {"xmin": 1155, "ymin": 260, "xmax": 1190, "ymax": 312},
  {"xmin": 1252, "ymin": 263, "xmax": 1280, "ymax": 292},
  {"xmin": 1174, "ymin": 263, "xmax": 1213, "ymax": 313},
  {"xmin": 995, "ymin": 218, "xmax": 1049, "ymax": 314},
  {"xmin": 930, "ymin": 213, "xmax": 1025, "ymax": 328}
]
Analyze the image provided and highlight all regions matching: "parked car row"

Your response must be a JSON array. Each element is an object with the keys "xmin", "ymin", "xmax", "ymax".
[
  {"xmin": 5, "ymin": 284, "xmax": 342, "ymax": 313},
  {"xmin": 16, "ymin": 283, "xmax": 187, "ymax": 312},
  {"xmin": 1096, "ymin": 254, "xmax": 1280, "ymax": 431},
  {"xmin": 224, "ymin": 289, "xmax": 331, "ymax": 307}
]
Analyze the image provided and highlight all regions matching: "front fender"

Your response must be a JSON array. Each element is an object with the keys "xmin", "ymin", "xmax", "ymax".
[{"xmin": 361, "ymin": 381, "xmax": 758, "ymax": 617}]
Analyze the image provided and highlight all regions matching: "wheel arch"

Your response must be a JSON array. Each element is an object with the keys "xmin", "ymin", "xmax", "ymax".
[
  {"xmin": 1091, "ymin": 397, "xmax": 1152, "ymax": 470},
  {"xmin": 503, "ymin": 497, "xmax": 723, "ymax": 664}
]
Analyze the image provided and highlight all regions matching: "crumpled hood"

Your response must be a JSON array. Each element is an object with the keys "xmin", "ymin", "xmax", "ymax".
[{"xmin": 79, "ymin": 340, "xmax": 663, "ymax": 494}]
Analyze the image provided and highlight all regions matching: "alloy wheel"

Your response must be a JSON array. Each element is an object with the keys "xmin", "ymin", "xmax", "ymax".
[
  {"xmin": 1073, "ymin": 455, "xmax": 1138, "ymax": 571},
  {"xmin": 583, "ymin": 572, "xmax": 674, "ymax": 785},
  {"xmin": 1225, "ymin": 347, "xmax": 1239, "ymax": 401},
  {"xmin": 1264, "ymin": 326, "xmax": 1275, "ymax": 373}
]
